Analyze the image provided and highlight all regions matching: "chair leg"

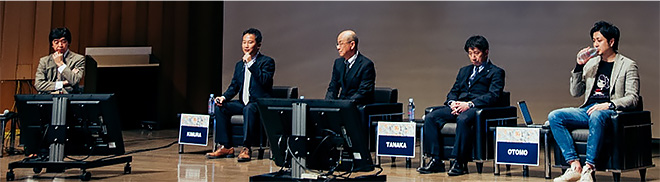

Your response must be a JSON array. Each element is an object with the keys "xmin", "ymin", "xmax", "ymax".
[
  {"xmin": 391, "ymin": 157, "xmax": 396, "ymax": 167},
  {"xmin": 257, "ymin": 148, "xmax": 265, "ymax": 159},
  {"xmin": 640, "ymin": 169, "xmax": 647, "ymax": 182},
  {"xmin": 476, "ymin": 162, "xmax": 483, "ymax": 173},
  {"xmin": 612, "ymin": 172, "xmax": 621, "ymax": 182}
]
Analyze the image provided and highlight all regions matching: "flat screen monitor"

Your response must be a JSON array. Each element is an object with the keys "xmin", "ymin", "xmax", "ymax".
[
  {"xmin": 15, "ymin": 94, "xmax": 125, "ymax": 156},
  {"xmin": 257, "ymin": 98, "xmax": 374, "ymax": 172}
]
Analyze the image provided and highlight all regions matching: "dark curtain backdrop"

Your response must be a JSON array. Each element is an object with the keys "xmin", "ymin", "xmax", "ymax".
[{"xmin": 222, "ymin": 2, "xmax": 660, "ymax": 137}]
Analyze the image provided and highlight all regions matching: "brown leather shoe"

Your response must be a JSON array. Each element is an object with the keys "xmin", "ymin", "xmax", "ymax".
[
  {"xmin": 205, "ymin": 147, "xmax": 234, "ymax": 159},
  {"xmin": 237, "ymin": 147, "xmax": 252, "ymax": 162}
]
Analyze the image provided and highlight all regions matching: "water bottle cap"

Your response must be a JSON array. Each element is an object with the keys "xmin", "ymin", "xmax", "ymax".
[
  {"xmin": 299, "ymin": 96, "xmax": 305, "ymax": 99},
  {"xmin": 408, "ymin": 97, "xmax": 414, "ymax": 102},
  {"xmin": 210, "ymin": 94, "xmax": 214, "ymax": 97}
]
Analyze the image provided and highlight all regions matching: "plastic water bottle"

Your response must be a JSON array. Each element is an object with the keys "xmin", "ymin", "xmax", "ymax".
[
  {"xmin": 408, "ymin": 97, "xmax": 415, "ymax": 122},
  {"xmin": 578, "ymin": 47, "xmax": 598, "ymax": 64},
  {"xmin": 208, "ymin": 94, "xmax": 215, "ymax": 115}
]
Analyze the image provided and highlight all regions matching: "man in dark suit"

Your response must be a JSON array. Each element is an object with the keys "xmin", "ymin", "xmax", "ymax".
[
  {"xmin": 418, "ymin": 35, "xmax": 505, "ymax": 175},
  {"xmin": 325, "ymin": 30, "xmax": 376, "ymax": 105},
  {"xmin": 206, "ymin": 28, "xmax": 275, "ymax": 162}
]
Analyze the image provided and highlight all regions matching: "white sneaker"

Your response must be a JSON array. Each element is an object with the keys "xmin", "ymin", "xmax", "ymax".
[
  {"xmin": 554, "ymin": 167, "xmax": 582, "ymax": 182},
  {"xmin": 578, "ymin": 166, "xmax": 594, "ymax": 182}
]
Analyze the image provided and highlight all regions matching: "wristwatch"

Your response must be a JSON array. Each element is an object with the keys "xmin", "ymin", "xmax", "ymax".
[
  {"xmin": 608, "ymin": 102, "xmax": 616, "ymax": 110},
  {"xmin": 468, "ymin": 101, "xmax": 475, "ymax": 108}
]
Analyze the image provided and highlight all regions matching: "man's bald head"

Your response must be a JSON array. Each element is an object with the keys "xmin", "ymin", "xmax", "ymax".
[
  {"xmin": 336, "ymin": 30, "xmax": 359, "ymax": 59},
  {"xmin": 338, "ymin": 30, "xmax": 359, "ymax": 48}
]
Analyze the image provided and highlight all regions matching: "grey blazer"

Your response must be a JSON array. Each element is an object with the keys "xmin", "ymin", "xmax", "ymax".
[
  {"xmin": 570, "ymin": 53, "xmax": 640, "ymax": 110},
  {"xmin": 34, "ymin": 51, "xmax": 85, "ymax": 94}
]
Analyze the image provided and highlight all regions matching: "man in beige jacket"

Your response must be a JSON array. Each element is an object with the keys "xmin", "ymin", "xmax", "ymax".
[
  {"xmin": 34, "ymin": 27, "xmax": 85, "ymax": 94},
  {"xmin": 549, "ymin": 21, "xmax": 640, "ymax": 182}
]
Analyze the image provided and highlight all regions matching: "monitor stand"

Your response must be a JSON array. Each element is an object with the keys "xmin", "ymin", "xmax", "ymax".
[
  {"xmin": 5, "ymin": 96, "xmax": 132, "ymax": 181},
  {"xmin": 251, "ymin": 102, "xmax": 385, "ymax": 182}
]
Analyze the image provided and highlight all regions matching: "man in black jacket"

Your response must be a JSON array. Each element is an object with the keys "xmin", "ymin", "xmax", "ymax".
[
  {"xmin": 325, "ymin": 30, "xmax": 376, "ymax": 105},
  {"xmin": 206, "ymin": 28, "xmax": 275, "ymax": 162},
  {"xmin": 418, "ymin": 35, "xmax": 505, "ymax": 176}
]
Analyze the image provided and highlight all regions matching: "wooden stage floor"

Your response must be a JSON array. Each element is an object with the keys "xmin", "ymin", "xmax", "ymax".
[{"xmin": 2, "ymin": 129, "xmax": 659, "ymax": 181}]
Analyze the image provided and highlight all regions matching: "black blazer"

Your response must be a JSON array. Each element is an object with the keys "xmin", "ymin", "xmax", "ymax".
[
  {"xmin": 325, "ymin": 53, "xmax": 376, "ymax": 105},
  {"xmin": 222, "ymin": 53, "xmax": 275, "ymax": 103},
  {"xmin": 445, "ymin": 61, "xmax": 505, "ymax": 108}
]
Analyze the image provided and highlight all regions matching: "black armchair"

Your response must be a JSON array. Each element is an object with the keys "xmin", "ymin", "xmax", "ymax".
[
  {"xmin": 422, "ymin": 91, "xmax": 517, "ymax": 173},
  {"xmin": 551, "ymin": 97, "xmax": 654, "ymax": 182},
  {"xmin": 359, "ymin": 87, "xmax": 404, "ymax": 151},
  {"xmin": 225, "ymin": 86, "xmax": 298, "ymax": 159}
]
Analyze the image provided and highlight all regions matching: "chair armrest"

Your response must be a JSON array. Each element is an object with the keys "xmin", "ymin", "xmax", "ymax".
[
  {"xmin": 474, "ymin": 106, "xmax": 517, "ymax": 160},
  {"xmin": 362, "ymin": 103, "xmax": 403, "ymax": 115},
  {"xmin": 609, "ymin": 110, "xmax": 653, "ymax": 170},
  {"xmin": 612, "ymin": 111, "xmax": 651, "ymax": 127}
]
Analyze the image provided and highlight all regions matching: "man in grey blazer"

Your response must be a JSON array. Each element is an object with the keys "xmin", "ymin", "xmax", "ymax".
[
  {"xmin": 34, "ymin": 27, "xmax": 85, "ymax": 94},
  {"xmin": 549, "ymin": 21, "xmax": 640, "ymax": 182}
]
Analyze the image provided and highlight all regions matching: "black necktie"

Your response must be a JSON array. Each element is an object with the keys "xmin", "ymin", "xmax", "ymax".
[{"xmin": 344, "ymin": 61, "xmax": 350, "ymax": 78}]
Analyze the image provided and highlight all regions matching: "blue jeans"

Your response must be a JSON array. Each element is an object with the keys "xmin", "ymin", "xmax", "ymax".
[{"xmin": 548, "ymin": 103, "xmax": 615, "ymax": 166}]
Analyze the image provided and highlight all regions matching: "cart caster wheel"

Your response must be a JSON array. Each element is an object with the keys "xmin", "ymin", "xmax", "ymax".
[
  {"xmin": 6, "ymin": 171, "xmax": 15, "ymax": 181},
  {"xmin": 124, "ymin": 163, "xmax": 132, "ymax": 174},
  {"xmin": 80, "ymin": 171, "xmax": 92, "ymax": 181},
  {"xmin": 33, "ymin": 167, "xmax": 43, "ymax": 174}
]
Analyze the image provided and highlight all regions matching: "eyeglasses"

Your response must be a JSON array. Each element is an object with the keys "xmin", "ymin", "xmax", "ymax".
[{"xmin": 336, "ymin": 41, "xmax": 353, "ymax": 47}]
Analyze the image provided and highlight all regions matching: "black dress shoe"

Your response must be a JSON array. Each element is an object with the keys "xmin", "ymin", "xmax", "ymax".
[
  {"xmin": 417, "ymin": 159, "xmax": 445, "ymax": 174},
  {"xmin": 447, "ymin": 161, "xmax": 468, "ymax": 176}
]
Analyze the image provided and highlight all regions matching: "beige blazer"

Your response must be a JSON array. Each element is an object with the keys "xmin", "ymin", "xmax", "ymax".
[
  {"xmin": 570, "ymin": 53, "xmax": 640, "ymax": 110},
  {"xmin": 34, "ymin": 51, "xmax": 85, "ymax": 94}
]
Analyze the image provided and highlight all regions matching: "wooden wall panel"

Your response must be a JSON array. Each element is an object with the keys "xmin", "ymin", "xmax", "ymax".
[
  {"xmin": 135, "ymin": 2, "xmax": 148, "ymax": 45},
  {"xmin": 120, "ymin": 1, "xmax": 137, "ymax": 46},
  {"xmin": 147, "ymin": 1, "xmax": 163, "ymax": 58},
  {"xmin": 1, "ymin": 2, "xmax": 21, "ymax": 80},
  {"xmin": 32, "ymin": 2, "xmax": 52, "ymax": 76},
  {"xmin": 50, "ymin": 2, "xmax": 64, "ymax": 34},
  {"xmin": 0, "ymin": 0, "xmax": 4, "ymax": 111},
  {"xmin": 0, "ymin": 1, "xmax": 222, "ymax": 127},
  {"xmin": 17, "ymin": 2, "xmax": 35, "ymax": 66},
  {"xmin": 91, "ymin": 1, "xmax": 109, "ymax": 47},
  {"xmin": 107, "ymin": 2, "xmax": 121, "ymax": 46},
  {"xmin": 78, "ymin": 2, "xmax": 93, "ymax": 54},
  {"xmin": 0, "ymin": 81, "xmax": 16, "ymax": 111},
  {"xmin": 63, "ymin": 1, "xmax": 81, "ymax": 53},
  {"xmin": 0, "ymin": 2, "xmax": 5, "ymax": 81}
]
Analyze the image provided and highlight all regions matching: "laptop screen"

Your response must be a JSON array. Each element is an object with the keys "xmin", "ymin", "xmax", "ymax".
[{"xmin": 518, "ymin": 101, "xmax": 534, "ymax": 125}]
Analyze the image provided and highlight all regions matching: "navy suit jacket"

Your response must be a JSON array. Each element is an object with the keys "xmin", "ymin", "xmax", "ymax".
[
  {"xmin": 445, "ymin": 61, "xmax": 505, "ymax": 108},
  {"xmin": 325, "ymin": 53, "xmax": 376, "ymax": 105},
  {"xmin": 222, "ymin": 53, "xmax": 275, "ymax": 104}
]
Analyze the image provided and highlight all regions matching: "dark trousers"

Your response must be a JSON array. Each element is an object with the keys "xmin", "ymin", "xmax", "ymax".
[
  {"xmin": 213, "ymin": 100, "xmax": 260, "ymax": 148},
  {"xmin": 423, "ymin": 106, "xmax": 477, "ymax": 163}
]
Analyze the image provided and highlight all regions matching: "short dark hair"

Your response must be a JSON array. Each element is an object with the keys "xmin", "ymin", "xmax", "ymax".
[
  {"xmin": 590, "ymin": 21, "xmax": 620, "ymax": 53},
  {"xmin": 242, "ymin": 28, "xmax": 262, "ymax": 44},
  {"xmin": 464, "ymin": 35, "xmax": 489, "ymax": 52},
  {"xmin": 49, "ymin": 27, "xmax": 72, "ymax": 44}
]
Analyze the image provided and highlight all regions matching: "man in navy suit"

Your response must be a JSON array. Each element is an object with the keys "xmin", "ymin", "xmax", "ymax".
[
  {"xmin": 325, "ymin": 30, "xmax": 376, "ymax": 105},
  {"xmin": 418, "ymin": 35, "xmax": 505, "ymax": 175},
  {"xmin": 206, "ymin": 28, "xmax": 275, "ymax": 162}
]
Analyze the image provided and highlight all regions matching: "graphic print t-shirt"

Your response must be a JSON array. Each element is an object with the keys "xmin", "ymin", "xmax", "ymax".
[{"xmin": 585, "ymin": 61, "xmax": 614, "ymax": 106}]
